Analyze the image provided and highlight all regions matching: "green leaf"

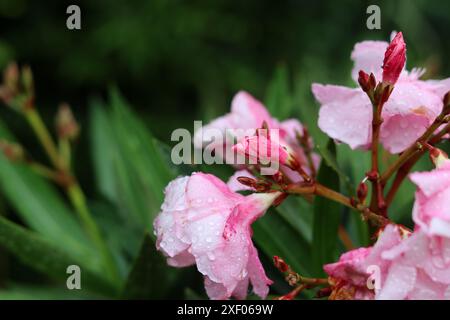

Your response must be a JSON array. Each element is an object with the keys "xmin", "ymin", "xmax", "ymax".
[
  {"xmin": 0, "ymin": 283, "xmax": 101, "ymax": 300},
  {"xmin": 312, "ymin": 140, "xmax": 341, "ymax": 276},
  {"xmin": 0, "ymin": 119, "xmax": 97, "ymax": 266},
  {"xmin": 0, "ymin": 215, "xmax": 117, "ymax": 297},
  {"xmin": 89, "ymin": 89, "xmax": 176, "ymax": 234},
  {"xmin": 108, "ymin": 88, "xmax": 175, "ymax": 232},
  {"xmin": 122, "ymin": 234, "xmax": 180, "ymax": 299},
  {"xmin": 89, "ymin": 98, "xmax": 118, "ymax": 203},
  {"xmin": 274, "ymin": 196, "xmax": 313, "ymax": 242},
  {"xmin": 265, "ymin": 63, "xmax": 292, "ymax": 119},
  {"xmin": 317, "ymin": 143, "xmax": 354, "ymax": 196},
  {"xmin": 253, "ymin": 209, "xmax": 312, "ymax": 276}
]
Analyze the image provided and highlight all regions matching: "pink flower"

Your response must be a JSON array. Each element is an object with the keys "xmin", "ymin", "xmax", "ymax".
[
  {"xmin": 325, "ymin": 224, "xmax": 450, "ymax": 300},
  {"xmin": 194, "ymin": 91, "xmax": 319, "ymax": 179},
  {"xmin": 153, "ymin": 172, "xmax": 281, "ymax": 299},
  {"xmin": 324, "ymin": 224, "xmax": 403, "ymax": 300},
  {"xmin": 382, "ymin": 32, "xmax": 407, "ymax": 85},
  {"xmin": 312, "ymin": 32, "xmax": 450, "ymax": 154},
  {"xmin": 410, "ymin": 160, "xmax": 450, "ymax": 238},
  {"xmin": 378, "ymin": 231, "xmax": 450, "ymax": 299}
]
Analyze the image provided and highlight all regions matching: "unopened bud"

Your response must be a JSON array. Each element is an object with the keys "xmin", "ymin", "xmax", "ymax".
[
  {"xmin": 429, "ymin": 146, "xmax": 448, "ymax": 168},
  {"xmin": 358, "ymin": 70, "xmax": 371, "ymax": 93},
  {"xmin": 369, "ymin": 73, "xmax": 377, "ymax": 90},
  {"xmin": 357, "ymin": 182, "xmax": 368, "ymax": 203},
  {"xmin": 4, "ymin": 62, "xmax": 19, "ymax": 93},
  {"xmin": 21, "ymin": 65, "xmax": 34, "ymax": 98},
  {"xmin": 0, "ymin": 140, "xmax": 24, "ymax": 162},
  {"xmin": 273, "ymin": 256, "xmax": 289, "ymax": 273},
  {"xmin": 382, "ymin": 32, "xmax": 406, "ymax": 86},
  {"xmin": 236, "ymin": 176, "xmax": 257, "ymax": 188},
  {"xmin": 55, "ymin": 103, "xmax": 80, "ymax": 140}
]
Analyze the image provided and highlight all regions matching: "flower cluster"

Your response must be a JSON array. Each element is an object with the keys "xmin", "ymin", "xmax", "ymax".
[{"xmin": 154, "ymin": 31, "xmax": 450, "ymax": 300}]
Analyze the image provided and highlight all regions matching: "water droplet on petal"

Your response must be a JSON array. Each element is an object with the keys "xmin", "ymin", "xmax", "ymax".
[{"xmin": 207, "ymin": 252, "xmax": 216, "ymax": 261}]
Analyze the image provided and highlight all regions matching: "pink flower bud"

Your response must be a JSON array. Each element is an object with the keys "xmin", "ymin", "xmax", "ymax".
[
  {"xmin": 233, "ymin": 134, "xmax": 297, "ymax": 170},
  {"xmin": 357, "ymin": 182, "xmax": 368, "ymax": 203},
  {"xmin": 382, "ymin": 32, "xmax": 406, "ymax": 85},
  {"xmin": 358, "ymin": 70, "xmax": 372, "ymax": 93},
  {"xmin": 273, "ymin": 256, "xmax": 289, "ymax": 273}
]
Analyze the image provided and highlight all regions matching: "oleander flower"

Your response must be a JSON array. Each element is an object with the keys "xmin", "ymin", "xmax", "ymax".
[
  {"xmin": 410, "ymin": 159, "xmax": 450, "ymax": 238},
  {"xmin": 194, "ymin": 91, "xmax": 318, "ymax": 179},
  {"xmin": 378, "ymin": 231, "xmax": 450, "ymax": 299},
  {"xmin": 324, "ymin": 224, "xmax": 403, "ymax": 300},
  {"xmin": 325, "ymin": 223, "xmax": 450, "ymax": 300},
  {"xmin": 153, "ymin": 172, "xmax": 280, "ymax": 299},
  {"xmin": 312, "ymin": 32, "xmax": 450, "ymax": 153}
]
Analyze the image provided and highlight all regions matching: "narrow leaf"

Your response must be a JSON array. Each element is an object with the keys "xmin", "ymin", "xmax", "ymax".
[
  {"xmin": 312, "ymin": 140, "xmax": 341, "ymax": 276},
  {"xmin": 0, "ymin": 215, "xmax": 117, "ymax": 296}
]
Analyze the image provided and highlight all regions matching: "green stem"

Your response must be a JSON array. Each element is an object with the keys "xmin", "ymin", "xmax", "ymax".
[
  {"xmin": 67, "ymin": 183, "xmax": 119, "ymax": 283},
  {"xmin": 25, "ymin": 109, "xmax": 64, "ymax": 171},
  {"xmin": 25, "ymin": 108, "xmax": 119, "ymax": 283}
]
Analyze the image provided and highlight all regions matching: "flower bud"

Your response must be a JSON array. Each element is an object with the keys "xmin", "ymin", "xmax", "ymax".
[
  {"xmin": 273, "ymin": 256, "xmax": 289, "ymax": 273},
  {"xmin": 358, "ymin": 70, "xmax": 370, "ymax": 92},
  {"xmin": 382, "ymin": 32, "xmax": 406, "ymax": 85},
  {"xmin": 55, "ymin": 103, "xmax": 80, "ymax": 140},
  {"xmin": 4, "ymin": 62, "xmax": 19, "ymax": 93},
  {"xmin": 21, "ymin": 65, "xmax": 34, "ymax": 98},
  {"xmin": 236, "ymin": 176, "xmax": 257, "ymax": 188},
  {"xmin": 357, "ymin": 182, "xmax": 368, "ymax": 203},
  {"xmin": 233, "ymin": 134, "xmax": 297, "ymax": 169},
  {"xmin": 429, "ymin": 146, "xmax": 448, "ymax": 168},
  {"xmin": 0, "ymin": 140, "xmax": 24, "ymax": 162}
]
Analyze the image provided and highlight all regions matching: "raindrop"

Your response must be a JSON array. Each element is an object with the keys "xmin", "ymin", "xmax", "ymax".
[{"xmin": 207, "ymin": 252, "xmax": 216, "ymax": 261}]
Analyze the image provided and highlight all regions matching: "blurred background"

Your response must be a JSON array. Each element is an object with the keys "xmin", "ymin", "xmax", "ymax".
[{"xmin": 0, "ymin": 0, "xmax": 448, "ymax": 299}]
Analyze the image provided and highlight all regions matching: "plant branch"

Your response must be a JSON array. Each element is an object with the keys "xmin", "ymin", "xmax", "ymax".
[{"xmin": 285, "ymin": 183, "xmax": 388, "ymax": 227}]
